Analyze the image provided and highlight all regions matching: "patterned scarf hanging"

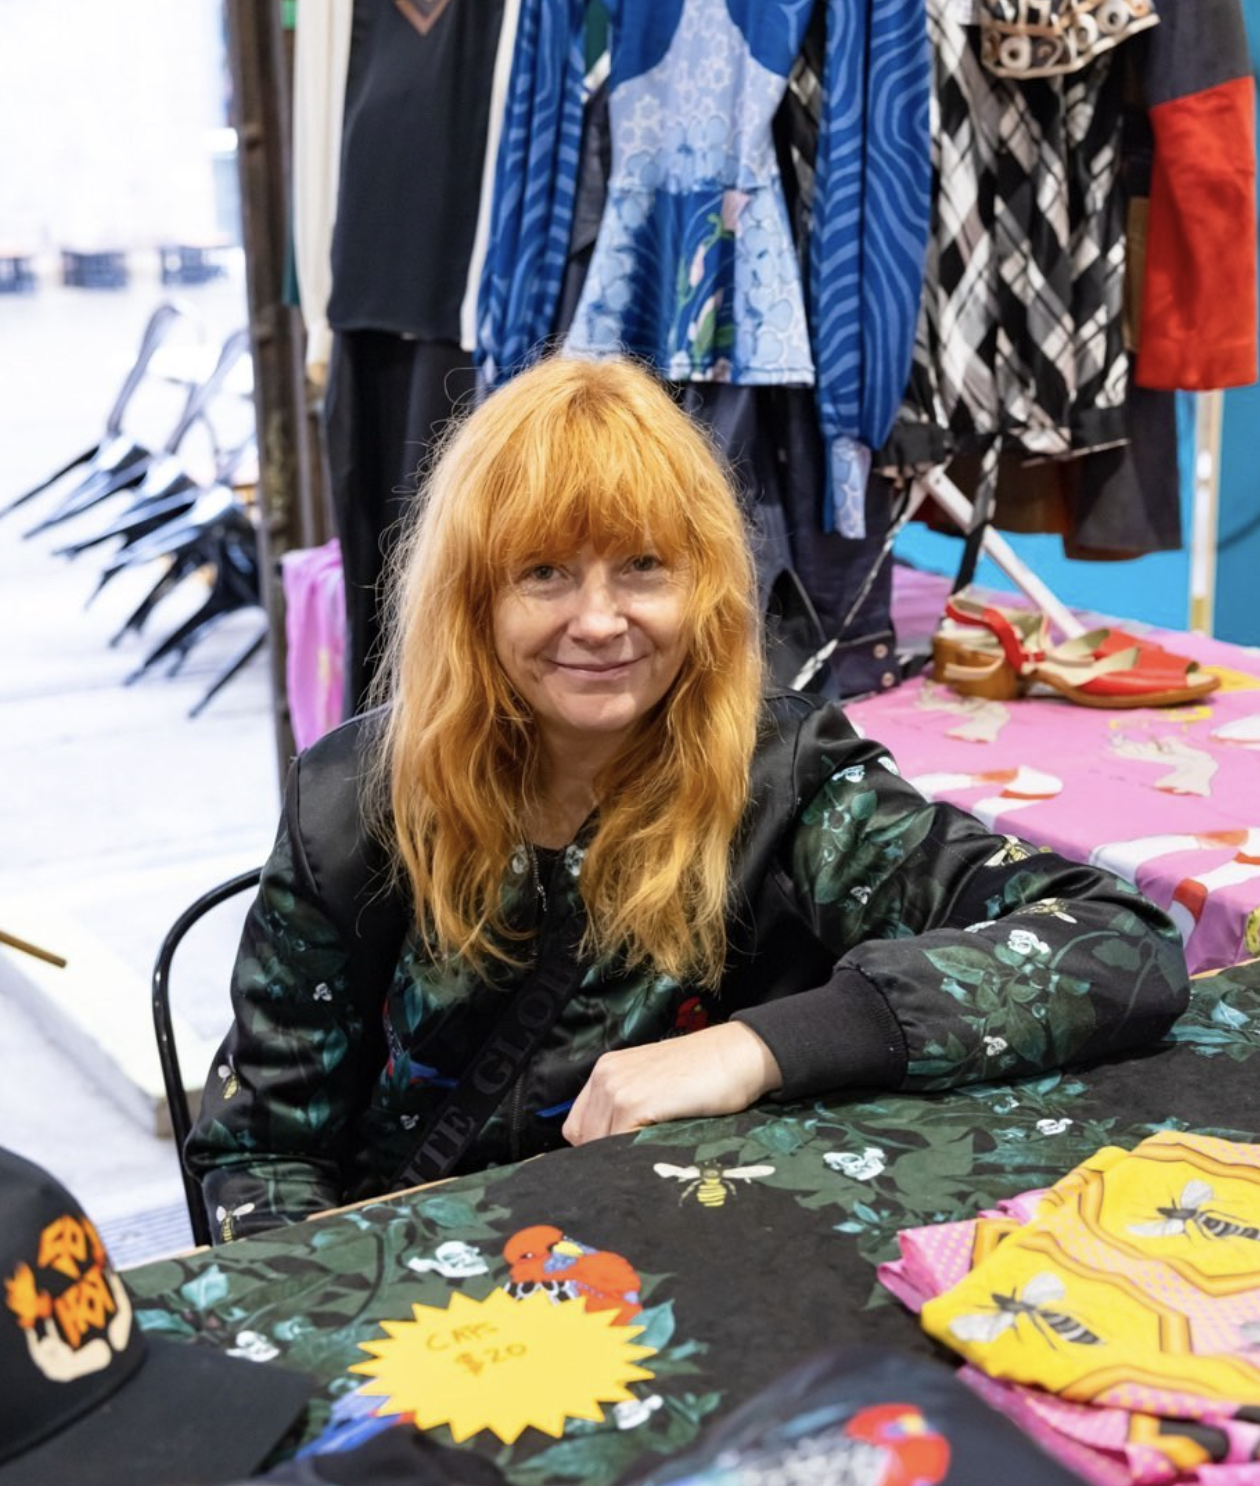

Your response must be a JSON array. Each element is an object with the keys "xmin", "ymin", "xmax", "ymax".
[{"xmin": 980, "ymin": 0, "xmax": 1159, "ymax": 80}]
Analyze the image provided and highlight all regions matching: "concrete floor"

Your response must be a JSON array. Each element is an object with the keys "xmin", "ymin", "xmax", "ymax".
[{"xmin": 0, "ymin": 259, "xmax": 281, "ymax": 1262}]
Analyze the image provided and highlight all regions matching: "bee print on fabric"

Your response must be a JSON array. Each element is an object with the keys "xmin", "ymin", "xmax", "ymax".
[
  {"xmin": 1128, "ymin": 1181, "xmax": 1260, "ymax": 1243},
  {"xmin": 949, "ymin": 1272, "xmax": 1103, "ymax": 1348},
  {"xmin": 216, "ymin": 1200, "xmax": 256, "ymax": 1243},
  {"xmin": 653, "ymin": 1160, "xmax": 776, "ymax": 1209}
]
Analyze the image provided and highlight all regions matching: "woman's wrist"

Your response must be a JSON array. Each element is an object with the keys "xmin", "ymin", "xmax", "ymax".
[{"xmin": 717, "ymin": 1019, "xmax": 783, "ymax": 1101}]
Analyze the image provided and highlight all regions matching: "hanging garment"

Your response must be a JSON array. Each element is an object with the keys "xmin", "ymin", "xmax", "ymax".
[
  {"xmin": 1065, "ymin": 383, "xmax": 1182, "ymax": 555},
  {"xmin": 551, "ymin": 53, "xmax": 900, "ymax": 696},
  {"xmin": 565, "ymin": 2, "xmax": 819, "ymax": 388},
  {"xmin": 883, "ymin": 0, "xmax": 1254, "ymax": 560},
  {"xmin": 323, "ymin": 333, "xmax": 476, "ymax": 716},
  {"xmin": 881, "ymin": 0, "xmax": 1132, "ymax": 477},
  {"xmin": 476, "ymin": 0, "xmax": 932, "ymax": 538},
  {"xmin": 917, "ymin": 381, "xmax": 1185, "ymax": 560},
  {"xmin": 1128, "ymin": 0, "xmax": 1257, "ymax": 392},
  {"xmin": 677, "ymin": 381, "xmax": 902, "ymax": 698},
  {"xmin": 311, "ymin": 0, "xmax": 516, "ymax": 714},
  {"xmin": 979, "ymin": 0, "xmax": 1159, "ymax": 81},
  {"xmin": 293, "ymin": 0, "xmax": 353, "ymax": 377},
  {"xmin": 327, "ymin": 0, "xmax": 509, "ymax": 343}
]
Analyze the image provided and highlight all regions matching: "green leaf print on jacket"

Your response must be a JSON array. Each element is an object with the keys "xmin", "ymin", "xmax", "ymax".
[{"xmin": 185, "ymin": 697, "xmax": 1189, "ymax": 1238}]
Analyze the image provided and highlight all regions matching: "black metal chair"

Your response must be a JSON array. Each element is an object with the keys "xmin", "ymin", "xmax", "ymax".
[
  {"xmin": 151, "ymin": 867, "xmax": 261, "ymax": 1248},
  {"xmin": 25, "ymin": 325, "xmax": 252, "ymax": 537},
  {"xmin": 1, "ymin": 299, "xmax": 194, "ymax": 521}
]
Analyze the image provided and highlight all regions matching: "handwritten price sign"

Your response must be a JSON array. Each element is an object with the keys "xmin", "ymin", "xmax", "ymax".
[{"xmin": 352, "ymin": 1288, "xmax": 655, "ymax": 1443}]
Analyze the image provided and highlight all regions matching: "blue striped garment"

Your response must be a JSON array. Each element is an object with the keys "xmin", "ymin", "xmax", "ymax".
[{"xmin": 475, "ymin": 0, "xmax": 931, "ymax": 537}]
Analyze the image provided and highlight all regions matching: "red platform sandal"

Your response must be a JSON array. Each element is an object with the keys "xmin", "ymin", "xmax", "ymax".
[{"xmin": 932, "ymin": 594, "xmax": 1220, "ymax": 708}]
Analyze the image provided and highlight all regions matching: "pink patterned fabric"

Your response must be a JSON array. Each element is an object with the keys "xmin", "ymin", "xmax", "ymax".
[
  {"xmin": 966, "ymin": 1372, "xmax": 1260, "ymax": 1486},
  {"xmin": 857, "ymin": 573, "xmax": 1260, "ymax": 973},
  {"xmin": 877, "ymin": 1191, "xmax": 1046, "ymax": 1311},
  {"xmin": 281, "ymin": 540, "xmax": 346, "ymax": 751},
  {"xmin": 880, "ymin": 1134, "xmax": 1260, "ymax": 1486},
  {"xmin": 960, "ymin": 1371, "xmax": 1136, "ymax": 1486}
]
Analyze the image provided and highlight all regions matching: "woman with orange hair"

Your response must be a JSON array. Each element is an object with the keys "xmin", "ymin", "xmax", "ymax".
[{"xmin": 186, "ymin": 355, "xmax": 1189, "ymax": 1242}]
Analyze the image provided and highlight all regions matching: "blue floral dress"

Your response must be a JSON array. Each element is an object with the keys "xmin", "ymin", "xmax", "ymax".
[
  {"xmin": 566, "ymin": 0, "xmax": 815, "ymax": 390},
  {"xmin": 476, "ymin": 0, "xmax": 932, "ymax": 536}
]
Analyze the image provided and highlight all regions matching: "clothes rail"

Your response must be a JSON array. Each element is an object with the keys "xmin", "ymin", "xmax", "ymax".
[{"xmin": 909, "ymin": 467, "xmax": 1085, "ymax": 639}]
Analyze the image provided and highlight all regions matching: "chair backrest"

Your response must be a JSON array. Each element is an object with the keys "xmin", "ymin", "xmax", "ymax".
[{"xmin": 151, "ymin": 867, "xmax": 261, "ymax": 1249}]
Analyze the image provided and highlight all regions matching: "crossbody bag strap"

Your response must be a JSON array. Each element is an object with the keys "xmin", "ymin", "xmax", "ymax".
[{"xmin": 389, "ymin": 915, "xmax": 586, "ymax": 1191}]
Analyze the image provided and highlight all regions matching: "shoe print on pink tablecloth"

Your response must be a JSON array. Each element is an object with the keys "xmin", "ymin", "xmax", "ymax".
[
  {"xmin": 847, "ymin": 626, "xmax": 1260, "ymax": 975},
  {"xmin": 908, "ymin": 765, "xmax": 1064, "ymax": 832},
  {"xmin": 916, "ymin": 681, "xmax": 1016, "ymax": 746},
  {"xmin": 1108, "ymin": 730, "xmax": 1220, "ymax": 797},
  {"xmin": 1210, "ymin": 714, "xmax": 1260, "ymax": 750},
  {"xmin": 1089, "ymin": 830, "xmax": 1260, "ymax": 970}
]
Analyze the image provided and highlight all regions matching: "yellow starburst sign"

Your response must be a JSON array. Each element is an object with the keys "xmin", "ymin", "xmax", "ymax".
[{"xmin": 350, "ymin": 1288, "xmax": 657, "ymax": 1444}]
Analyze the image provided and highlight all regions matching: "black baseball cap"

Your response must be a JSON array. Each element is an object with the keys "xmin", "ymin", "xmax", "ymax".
[{"xmin": 0, "ymin": 1145, "xmax": 315, "ymax": 1485}]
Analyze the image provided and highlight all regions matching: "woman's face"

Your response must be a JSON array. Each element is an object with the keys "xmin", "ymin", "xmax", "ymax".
[{"xmin": 493, "ymin": 542, "xmax": 690, "ymax": 762}]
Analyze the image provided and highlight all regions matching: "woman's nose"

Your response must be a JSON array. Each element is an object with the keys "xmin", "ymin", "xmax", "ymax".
[{"xmin": 569, "ymin": 573, "xmax": 628, "ymax": 639}]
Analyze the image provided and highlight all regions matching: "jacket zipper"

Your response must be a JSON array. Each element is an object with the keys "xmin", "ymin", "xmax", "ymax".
[
  {"xmin": 508, "ymin": 846, "xmax": 562, "ymax": 1163},
  {"xmin": 506, "ymin": 1073, "xmax": 527, "ymax": 1164}
]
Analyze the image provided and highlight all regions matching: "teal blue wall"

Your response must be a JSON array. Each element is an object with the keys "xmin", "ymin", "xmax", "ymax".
[
  {"xmin": 895, "ymin": 10, "xmax": 1259, "ymax": 646},
  {"xmin": 893, "ymin": 404, "xmax": 1199, "ymax": 632},
  {"xmin": 1215, "ymin": 0, "xmax": 1260, "ymax": 647},
  {"xmin": 1217, "ymin": 380, "xmax": 1260, "ymax": 646},
  {"xmin": 893, "ymin": 409, "xmax": 1194, "ymax": 631}
]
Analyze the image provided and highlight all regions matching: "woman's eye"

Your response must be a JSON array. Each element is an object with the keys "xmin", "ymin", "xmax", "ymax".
[
  {"xmin": 523, "ymin": 563, "xmax": 560, "ymax": 582},
  {"xmin": 627, "ymin": 554, "xmax": 663, "ymax": 574}
]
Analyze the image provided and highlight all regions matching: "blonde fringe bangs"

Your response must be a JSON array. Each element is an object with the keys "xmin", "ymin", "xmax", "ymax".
[{"xmin": 368, "ymin": 354, "xmax": 765, "ymax": 988}]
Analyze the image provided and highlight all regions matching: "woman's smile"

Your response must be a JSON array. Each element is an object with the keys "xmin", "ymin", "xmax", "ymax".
[
  {"xmin": 550, "ymin": 656, "xmax": 644, "ymax": 678},
  {"xmin": 494, "ymin": 543, "xmax": 689, "ymax": 760}
]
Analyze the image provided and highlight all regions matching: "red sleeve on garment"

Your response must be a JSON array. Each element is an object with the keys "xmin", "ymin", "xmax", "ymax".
[{"xmin": 1135, "ymin": 74, "xmax": 1258, "ymax": 391}]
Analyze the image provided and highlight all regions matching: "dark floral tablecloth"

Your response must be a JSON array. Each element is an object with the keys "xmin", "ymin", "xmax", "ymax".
[{"xmin": 126, "ymin": 962, "xmax": 1260, "ymax": 1484}]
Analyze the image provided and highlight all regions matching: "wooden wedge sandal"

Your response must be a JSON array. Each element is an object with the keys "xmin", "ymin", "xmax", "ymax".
[
  {"xmin": 932, "ymin": 596, "xmax": 1220, "ymax": 707},
  {"xmin": 935, "ymin": 593, "xmax": 1182, "ymax": 669}
]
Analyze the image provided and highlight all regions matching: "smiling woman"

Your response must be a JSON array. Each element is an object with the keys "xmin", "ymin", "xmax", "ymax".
[
  {"xmin": 491, "ymin": 544, "xmax": 691, "ymax": 818},
  {"xmin": 371, "ymin": 354, "xmax": 764, "ymax": 993},
  {"xmin": 184, "ymin": 354, "xmax": 1191, "ymax": 1243}
]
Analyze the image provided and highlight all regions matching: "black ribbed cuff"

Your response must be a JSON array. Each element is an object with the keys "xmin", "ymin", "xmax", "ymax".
[{"xmin": 732, "ymin": 968, "xmax": 907, "ymax": 1102}]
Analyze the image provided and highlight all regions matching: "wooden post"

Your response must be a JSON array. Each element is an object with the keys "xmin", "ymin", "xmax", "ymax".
[
  {"xmin": 223, "ymin": 0, "xmax": 312, "ymax": 783},
  {"xmin": 1189, "ymin": 390, "xmax": 1224, "ymax": 637}
]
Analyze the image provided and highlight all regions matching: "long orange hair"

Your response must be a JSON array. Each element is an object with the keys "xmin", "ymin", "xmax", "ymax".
[{"xmin": 366, "ymin": 354, "xmax": 764, "ymax": 987}]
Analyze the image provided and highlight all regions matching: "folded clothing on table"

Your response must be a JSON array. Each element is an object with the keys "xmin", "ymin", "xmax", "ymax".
[{"xmin": 880, "ymin": 1129, "xmax": 1260, "ymax": 1484}]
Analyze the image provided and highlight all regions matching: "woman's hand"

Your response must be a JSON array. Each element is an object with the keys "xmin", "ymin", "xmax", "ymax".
[{"xmin": 562, "ymin": 1022, "xmax": 782, "ymax": 1146}]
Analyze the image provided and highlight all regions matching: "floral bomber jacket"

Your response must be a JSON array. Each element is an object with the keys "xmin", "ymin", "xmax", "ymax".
[{"xmin": 185, "ymin": 693, "xmax": 1190, "ymax": 1241}]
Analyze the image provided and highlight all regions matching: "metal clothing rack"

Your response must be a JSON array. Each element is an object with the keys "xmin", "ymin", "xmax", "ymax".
[
  {"xmin": 907, "ymin": 465, "xmax": 1085, "ymax": 638},
  {"xmin": 911, "ymin": 384, "xmax": 1227, "ymax": 642}
]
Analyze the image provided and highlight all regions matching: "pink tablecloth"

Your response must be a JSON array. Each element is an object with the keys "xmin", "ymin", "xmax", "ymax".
[
  {"xmin": 280, "ymin": 539, "xmax": 345, "ymax": 751},
  {"xmin": 850, "ymin": 605, "xmax": 1260, "ymax": 974}
]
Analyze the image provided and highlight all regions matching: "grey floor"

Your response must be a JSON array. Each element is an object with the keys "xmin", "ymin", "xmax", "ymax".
[{"xmin": 0, "ymin": 260, "xmax": 282, "ymax": 1263}]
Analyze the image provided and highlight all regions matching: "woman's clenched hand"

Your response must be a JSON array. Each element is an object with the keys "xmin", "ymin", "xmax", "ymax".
[{"xmin": 562, "ymin": 1022, "xmax": 782, "ymax": 1146}]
